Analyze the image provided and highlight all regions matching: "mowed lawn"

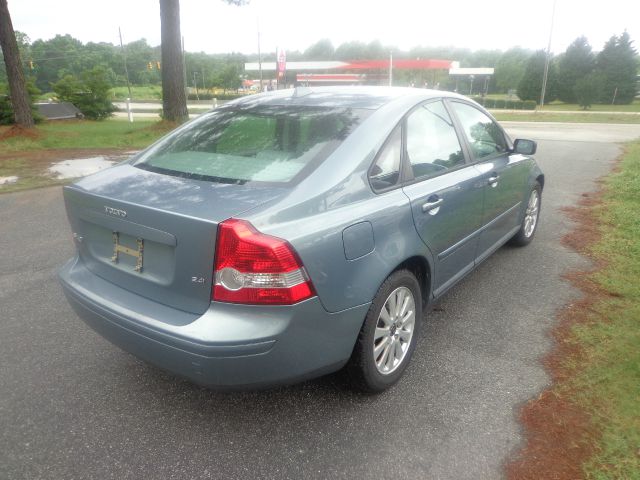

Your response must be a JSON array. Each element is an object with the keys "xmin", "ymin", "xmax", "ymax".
[
  {"xmin": 492, "ymin": 111, "xmax": 640, "ymax": 124},
  {"xmin": 540, "ymin": 99, "xmax": 640, "ymax": 112},
  {"xmin": 553, "ymin": 140, "xmax": 640, "ymax": 478},
  {"xmin": 482, "ymin": 95, "xmax": 640, "ymax": 113},
  {"xmin": 0, "ymin": 119, "xmax": 173, "ymax": 153}
]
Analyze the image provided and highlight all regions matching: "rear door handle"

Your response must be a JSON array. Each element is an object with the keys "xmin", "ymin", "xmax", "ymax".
[
  {"xmin": 422, "ymin": 198, "xmax": 443, "ymax": 214},
  {"xmin": 488, "ymin": 174, "xmax": 500, "ymax": 187}
]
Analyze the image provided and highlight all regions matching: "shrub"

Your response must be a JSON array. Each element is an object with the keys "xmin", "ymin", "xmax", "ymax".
[
  {"xmin": 0, "ymin": 79, "xmax": 43, "ymax": 125},
  {"xmin": 0, "ymin": 95, "xmax": 13, "ymax": 125},
  {"xmin": 187, "ymin": 93, "xmax": 214, "ymax": 101},
  {"xmin": 187, "ymin": 92, "xmax": 247, "ymax": 101},
  {"xmin": 53, "ymin": 67, "xmax": 116, "ymax": 120},
  {"xmin": 467, "ymin": 96, "xmax": 536, "ymax": 110},
  {"xmin": 494, "ymin": 99, "xmax": 506, "ymax": 109}
]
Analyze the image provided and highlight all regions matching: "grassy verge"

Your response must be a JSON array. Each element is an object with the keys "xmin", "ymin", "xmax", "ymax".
[
  {"xmin": 492, "ymin": 111, "xmax": 640, "ymax": 124},
  {"xmin": 0, "ymin": 119, "xmax": 174, "ymax": 194},
  {"xmin": 111, "ymin": 85, "xmax": 163, "ymax": 101},
  {"xmin": 573, "ymin": 141, "xmax": 640, "ymax": 478},
  {"xmin": 479, "ymin": 96, "xmax": 640, "ymax": 112},
  {"xmin": 540, "ymin": 100, "xmax": 640, "ymax": 112},
  {"xmin": 507, "ymin": 141, "xmax": 640, "ymax": 480},
  {"xmin": 0, "ymin": 119, "xmax": 172, "ymax": 153}
]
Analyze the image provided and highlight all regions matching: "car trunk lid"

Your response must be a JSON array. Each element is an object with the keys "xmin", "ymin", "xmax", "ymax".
[{"xmin": 63, "ymin": 164, "xmax": 287, "ymax": 315}]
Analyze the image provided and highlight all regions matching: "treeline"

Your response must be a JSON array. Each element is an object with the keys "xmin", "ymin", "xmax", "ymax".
[
  {"xmin": 0, "ymin": 33, "xmax": 246, "ymax": 95},
  {"xmin": 1, "ymin": 32, "xmax": 638, "ymax": 109},
  {"xmin": 293, "ymin": 35, "xmax": 638, "ymax": 105},
  {"xmin": 518, "ymin": 32, "xmax": 638, "ymax": 107}
]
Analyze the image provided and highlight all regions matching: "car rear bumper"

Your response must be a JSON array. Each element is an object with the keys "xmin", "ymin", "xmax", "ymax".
[{"xmin": 58, "ymin": 256, "xmax": 369, "ymax": 389}]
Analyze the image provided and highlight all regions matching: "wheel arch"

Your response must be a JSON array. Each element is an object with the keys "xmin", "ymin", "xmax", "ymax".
[{"xmin": 391, "ymin": 255, "xmax": 432, "ymax": 309}]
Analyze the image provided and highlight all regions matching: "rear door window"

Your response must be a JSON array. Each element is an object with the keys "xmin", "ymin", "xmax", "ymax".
[
  {"xmin": 369, "ymin": 125, "xmax": 402, "ymax": 192},
  {"xmin": 135, "ymin": 106, "xmax": 367, "ymax": 184}
]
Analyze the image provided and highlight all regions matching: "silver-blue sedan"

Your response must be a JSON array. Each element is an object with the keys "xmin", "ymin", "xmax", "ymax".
[{"xmin": 58, "ymin": 87, "xmax": 543, "ymax": 392}]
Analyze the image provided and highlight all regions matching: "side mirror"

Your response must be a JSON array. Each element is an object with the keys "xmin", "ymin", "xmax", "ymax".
[{"xmin": 513, "ymin": 138, "xmax": 537, "ymax": 155}]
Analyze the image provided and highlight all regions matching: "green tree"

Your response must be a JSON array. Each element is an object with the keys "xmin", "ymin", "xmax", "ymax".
[
  {"xmin": 302, "ymin": 39, "xmax": 334, "ymax": 60},
  {"xmin": 518, "ymin": 50, "xmax": 558, "ymax": 104},
  {"xmin": 595, "ymin": 31, "xmax": 638, "ymax": 104},
  {"xmin": 557, "ymin": 36, "xmax": 595, "ymax": 103},
  {"xmin": 574, "ymin": 72, "xmax": 604, "ymax": 110},
  {"xmin": 122, "ymin": 39, "xmax": 158, "ymax": 85},
  {"xmin": 0, "ymin": 31, "xmax": 31, "ymax": 83},
  {"xmin": 494, "ymin": 47, "xmax": 532, "ymax": 93},
  {"xmin": 0, "ymin": 0, "xmax": 34, "ymax": 127},
  {"xmin": 334, "ymin": 41, "xmax": 369, "ymax": 60},
  {"xmin": 214, "ymin": 64, "xmax": 241, "ymax": 92},
  {"xmin": 0, "ymin": 77, "xmax": 41, "ymax": 125},
  {"xmin": 465, "ymin": 49, "xmax": 502, "ymax": 68},
  {"xmin": 52, "ymin": 66, "xmax": 115, "ymax": 120},
  {"xmin": 30, "ymin": 34, "xmax": 85, "ymax": 90}
]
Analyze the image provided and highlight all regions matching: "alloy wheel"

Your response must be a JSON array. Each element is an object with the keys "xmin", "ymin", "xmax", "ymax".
[
  {"xmin": 373, "ymin": 286, "xmax": 416, "ymax": 375},
  {"xmin": 523, "ymin": 189, "xmax": 539, "ymax": 238}
]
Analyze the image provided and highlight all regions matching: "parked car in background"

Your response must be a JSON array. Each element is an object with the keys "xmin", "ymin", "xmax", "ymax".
[{"xmin": 59, "ymin": 87, "xmax": 543, "ymax": 392}]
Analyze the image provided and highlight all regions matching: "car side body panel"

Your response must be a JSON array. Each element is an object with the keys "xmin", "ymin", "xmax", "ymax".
[{"xmin": 403, "ymin": 165, "xmax": 485, "ymax": 295}]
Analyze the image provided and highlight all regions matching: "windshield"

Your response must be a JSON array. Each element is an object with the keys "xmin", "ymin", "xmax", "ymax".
[{"xmin": 134, "ymin": 105, "xmax": 368, "ymax": 185}]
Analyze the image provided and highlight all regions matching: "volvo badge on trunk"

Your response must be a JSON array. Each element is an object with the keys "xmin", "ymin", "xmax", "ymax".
[{"xmin": 104, "ymin": 206, "xmax": 127, "ymax": 218}]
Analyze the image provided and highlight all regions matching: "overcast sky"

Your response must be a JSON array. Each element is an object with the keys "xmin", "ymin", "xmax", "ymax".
[{"xmin": 9, "ymin": 0, "xmax": 640, "ymax": 57}]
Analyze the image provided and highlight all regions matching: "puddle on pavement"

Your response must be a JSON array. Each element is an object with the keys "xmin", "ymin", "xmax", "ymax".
[
  {"xmin": 0, "ymin": 176, "xmax": 19, "ymax": 186},
  {"xmin": 48, "ymin": 155, "xmax": 132, "ymax": 180}
]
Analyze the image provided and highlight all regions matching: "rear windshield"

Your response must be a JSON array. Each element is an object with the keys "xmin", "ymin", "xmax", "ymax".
[{"xmin": 134, "ymin": 105, "xmax": 368, "ymax": 184}]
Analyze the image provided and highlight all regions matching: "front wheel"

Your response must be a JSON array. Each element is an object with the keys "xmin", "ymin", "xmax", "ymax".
[
  {"xmin": 509, "ymin": 182, "xmax": 542, "ymax": 247},
  {"xmin": 346, "ymin": 269, "xmax": 422, "ymax": 392}
]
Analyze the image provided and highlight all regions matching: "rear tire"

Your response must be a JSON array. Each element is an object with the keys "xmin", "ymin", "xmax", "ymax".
[
  {"xmin": 509, "ymin": 182, "xmax": 542, "ymax": 247},
  {"xmin": 346, "ymin": 269, "xmax": 422, "ymax": 393}
]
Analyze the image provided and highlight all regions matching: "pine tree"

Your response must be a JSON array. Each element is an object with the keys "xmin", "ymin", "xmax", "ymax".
[
  {"xmin": 518, "ymin": 50, "xmax": 558, "ymax": 104},
  {"xmin": 0, "ymin": 0, "xmax": 34, "ymax": 127},
  {"xmin": 159, "ymin": 0, "xmax": 188, "ymax": 123},
  {"xmin": 494, "ymin": 47, "xmax": 531, "ymax": 93},
  {"xmin": 596, "ymin": 31, "xmax": 638, "ymax": 104},
  {"xmin": 574, "ymin": 73, "xmax": 604, "ymax": 110},
  {"xmin": 557, "ymin": 36, "xmax": 595, "ymax": 103},
  {"xmin": 158, "ymin": 0, "xmax": 247, "ymax": 123}
]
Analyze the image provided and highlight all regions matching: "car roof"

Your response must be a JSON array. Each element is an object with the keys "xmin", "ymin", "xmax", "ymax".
[{"xmin": 228, "ymin": 86, "xmax": 466, "ymax": 110}]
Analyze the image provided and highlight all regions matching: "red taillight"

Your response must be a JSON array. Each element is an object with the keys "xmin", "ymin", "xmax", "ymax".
[{"xmin": 213, "ymin": 219, "xmax": 315, "ymax": 305}]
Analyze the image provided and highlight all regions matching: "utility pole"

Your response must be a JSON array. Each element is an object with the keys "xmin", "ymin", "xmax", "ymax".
[
  {"xmin": 193, "ymin": 71, "xmax": 199, "ymax": 100},
  {"xmin": 182, "ymin": 35, "xmax": 188, "ymax": 100},
  {"xmin": 118, "ymin": 27, "xmax": 133, "ymax": 100},
  {"xmin": 389, "ymin": 52, "xmax": 393, "ymax": 86},
  {"xmin": 118, "ymin": 27, "xmax": 133, "ymax": 122},
  {"xmin": 257, "ymin": 17, "xmax": 263, "ymax": 91},
  {"xmin": 539, "ymin": 0, "xmax": 557, "ymax": 108}
]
